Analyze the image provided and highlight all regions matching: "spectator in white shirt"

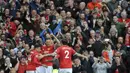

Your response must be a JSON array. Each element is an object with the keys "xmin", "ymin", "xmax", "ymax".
[{"xmin": 92, "ymin": 56, "xmax": 111, "ymax": 73}]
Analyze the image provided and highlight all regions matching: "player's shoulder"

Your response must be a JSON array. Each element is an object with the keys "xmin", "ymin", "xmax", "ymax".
[
  {"xmin": 42, "ymin": 45, "xmax": 46, "ymax": 48},
  {"xmin": 30, "ymin": 50, "xmax": 35, "ymax": 54},
  {"xmin": 57, "ymin": 45, "xmax": 73, "ymax": 50}
]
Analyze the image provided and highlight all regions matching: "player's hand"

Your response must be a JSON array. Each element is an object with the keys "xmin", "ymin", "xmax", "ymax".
[
  {"xmin": 95, "ymin": 57, "xmax": 99, "ymax": 63},
  {"xmin": 30, "ymin": 45, "xmax": 34, "ymax": 50},
  {"xmin": 17, "ymin": 58, "xmax": 20, "ymax": 63},
  {"xmin": 50, "ymin": 34, "xmax": 54, "ymax": 37}
]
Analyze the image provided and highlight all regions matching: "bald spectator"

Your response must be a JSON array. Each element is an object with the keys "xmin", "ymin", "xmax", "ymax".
[
  {"xmin": 78, "ymin": 2, "xmax": 86, "ymax": 12},
  {"xmin": 118, "ymin": 10, "xmax": 130, "ymax": 25}
]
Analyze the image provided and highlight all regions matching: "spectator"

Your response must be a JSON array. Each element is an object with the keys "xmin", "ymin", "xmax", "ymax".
[
  {"xmin": 10, "ymin": 1, "xmax": 19, "ymax": 17},
  {"xmin": 92, "ymin": 56, "xmax": 111, "ymax": 73},
  {"xmin": 118, "ymin": 10, "xmax": 130, "ymax": 25},
  {"xmin": 111, "ymin": 55, "xmax": 126, "ymax": 73},
  {"xmin": 9, "ymin": 49, "xmax": 18, "ymax": 67},
  {"xmin": 78, "ymin": 2, "xmax": 86, "ymax": 13},
  {"xmin": 26, "ymin": 30, "xmax": 36, "ymax": 47},
  {"xmin": 125, "ymin": 27, "xmax": 130, "ymax": 49},
  {"xmin": 86, "ymin": 38, "xmax": 95, "ymax": 52},
  {"xmin": 29, "ymin": 0, "xmax": 41, "ymax": 14},
  {"xmin": 17, "ymin": 51, "xmax": 23, "ymax": 59},
  {"xmin": 5, "ymin": 16, "xmax": 17, "ymax": 37},
  {"xmin": 88, "ymin": 51, "xmax": 97, "ymax": 66},
  {"xmin": 112, "ymin": 16, "xmax": 125, "ymax": 37},
  {"xmin": 107, "ymin": 0, "xmax": 119, "ymax": 13},
  {"xmin": 4, "ymin": 57, "xmax": 12, "ymax": 73},
  {"xmin": 30, "ymin": 9, "xmax": 41, "ymax": 33},
  {"xmin": 109, "ymin": 25, "xmax": 118, "ymax": 45},
  {"xmin": 92, "ymin": 31, "xmax": 104, "ymax": 57},
  {"xmin": 117, "ymin": 37, "xmax": 127, "ymax": 51},
  {"xmin": 102, "ymin": 39, "xmax": 114, "ymax": 63},
  {"xmin": 0, "ymin": 48, "xmax": 6, "ymax": 70},
  {"xmin": 81, "ymin": 50, "xmax": 94, "ymax": 73},
  {"xmin": 73, "ymin": 57, "xmax": 86, "ymax": 73}
]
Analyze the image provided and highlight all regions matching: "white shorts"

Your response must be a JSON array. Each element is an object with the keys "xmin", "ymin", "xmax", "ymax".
[
  {"xmin": 36, "ymin": 66, "xmax": 44, "ymax": 73},
  {"xmin": 26, "ymin": 71, "xmax": 36, "ymax": 73},
  {"xmin": 59, "ymin": 68, "xmax": 72, "ymax": 73},
  {"xmin": 42, "ymin": 66, "xmax": 53, "ymax": 73},
  {"xmin": 36, "ymin": 66, "xmax": 53, "ymax": 73}
]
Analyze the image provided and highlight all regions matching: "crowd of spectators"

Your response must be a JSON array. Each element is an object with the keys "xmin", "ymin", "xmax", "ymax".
[{"xmin": 0, "ymin": 0, "xmax": 130, "ymax": 73}]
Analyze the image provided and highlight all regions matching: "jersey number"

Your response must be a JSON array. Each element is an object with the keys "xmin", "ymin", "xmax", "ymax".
[{"xmin": 65, "ymin": 50, "xmax": 69, "ymax": 59}]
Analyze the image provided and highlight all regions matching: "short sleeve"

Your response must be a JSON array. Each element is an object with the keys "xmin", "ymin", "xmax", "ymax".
[
  {"xmin": 55, "ymin": 55, "xmax": 60, "ymax": 59},
  {"xmin": 55, "ymin": 47, "xmax": 60, "ymax": 54},
  {"xmin": 71, "ymin": 48, "xmax": 76, "ymax": 55}
]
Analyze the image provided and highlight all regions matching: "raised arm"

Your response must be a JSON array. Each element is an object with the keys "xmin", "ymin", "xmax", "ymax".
[
  {"xmin": 51, "ymin": 34, "xmax": 61, "ymax": 44},
  {"xmin": 43, "ymin": 52, "xmax": 57, "ymax": 58},
  {"xmin": 74, "ymin": 53, "xmax": 89, "ymax": 60}
]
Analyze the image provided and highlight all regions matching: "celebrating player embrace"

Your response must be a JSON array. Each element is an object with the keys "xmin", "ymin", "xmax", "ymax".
[{"xmin": 44, "ymin": 39, "xmax": 89, "ymax": 73}]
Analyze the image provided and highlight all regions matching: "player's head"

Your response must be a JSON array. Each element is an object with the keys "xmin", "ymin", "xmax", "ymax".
[
  {"xmin": 35, "ymin": 43, "xmax": 42, "ymax": 52},
  {"xmin": 45, "ymin": 39, "xmax": 53, "ymax": 46},
  {"xmin": 20, "ymin": 56, "xmax": 27, "ymax": 64},
  {"xmin": 61, "ymin": 38, "xmax": 68, "ymax": 45}
]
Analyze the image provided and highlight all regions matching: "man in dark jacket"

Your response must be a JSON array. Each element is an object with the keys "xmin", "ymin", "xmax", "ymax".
[
  {"xmin": 73, "ymin": 57, "xmax": 86, "ymax": 73},
  {"xmin": 111, "ymin": 55, "xmax": 126, "ymax": 73}
]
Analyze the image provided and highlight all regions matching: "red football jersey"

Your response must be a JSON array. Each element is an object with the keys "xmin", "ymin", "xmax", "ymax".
[
  {"xmin": 31, "ymin": 50, "xmax": 42, "ymax": 67},
  {"xmin": 41, "ymin": 45, "xmax": 54, "ymax": 66},
  {"xmin": 26, "ymin": 54, "xmax": 36, "ymax": 71},
  {"xmin": 55, "ymin": 45, "xmax": 76, "ymax": 68},
  {"xmin": 18, "ymin": 63, "xmax": 27, "ymax": 73}
]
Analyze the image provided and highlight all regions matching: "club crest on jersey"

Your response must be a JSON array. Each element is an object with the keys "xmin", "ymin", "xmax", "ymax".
[{"xmin": 48, "ymin": 48, "xmax": 50, "ymax": 50}]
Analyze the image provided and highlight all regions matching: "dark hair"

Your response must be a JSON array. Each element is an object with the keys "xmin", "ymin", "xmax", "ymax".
[
  {"xmin": 20, "ymin": 55, "xmax": 26, "ymax": 60},
  {"xmin": 35, "ymin": 43, "xmax": 42, "ymax": 48},
  {"xmin": 61, "ymin": 39, "xmax": 68, "ymax": 45}
]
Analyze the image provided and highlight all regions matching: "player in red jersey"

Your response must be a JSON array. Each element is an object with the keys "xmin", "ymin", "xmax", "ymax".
[
  {"xmin": 41, "ymin": 34, "xmax": 61, "ymax": 73},
  {"xmin": 30, "ymin": 44, "xmax": 45, "ymax": 73},
  {"xmin": 15, "ymin": 56, "xmax": 27, "ymax": 73},
  {"xmin": 44, "ymin": 39, "xmax": 88, "ymax": 73},
  {"xmin": 26, "ymin": 52, "xmax": 37, "ymax": 73},
  {"xmin": 41, "ymin": 39, "xmax": 54, "ymax": 73}
]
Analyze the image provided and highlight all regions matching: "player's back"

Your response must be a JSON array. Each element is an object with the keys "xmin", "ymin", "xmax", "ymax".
[{"xmin": 56, "ymin": 45, "xmax": 76, "ymax": 68}]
